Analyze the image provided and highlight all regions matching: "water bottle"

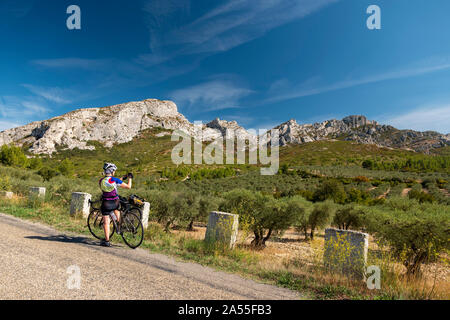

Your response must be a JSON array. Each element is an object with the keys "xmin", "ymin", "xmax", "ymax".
[{"xmin": 110, "ymin": 212, "xmax": 117, "ymax": 222}]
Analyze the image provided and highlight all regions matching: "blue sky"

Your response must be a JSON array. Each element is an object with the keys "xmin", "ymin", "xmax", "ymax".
[{"xmin": 1, "ymin": 0, "xmax": 449, "ymax": 133}]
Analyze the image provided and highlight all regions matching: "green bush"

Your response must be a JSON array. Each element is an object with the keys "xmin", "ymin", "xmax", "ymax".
[
  {"xmin": 332, "ymin": 205, "xmax": 365, "ymax": 230},
  {"xmin": 289, "ymin": 196, "xmax": 313, "ymax": 239},
  {"xmin": 37, "ymin": 167, "xmax": 59, "ymax": 182},
  {"xmin": 57, "ymin": 159, "xmax": 75, "ymax": 177},
  {"xmin": 308, "ymin": 201, "xmax": 336, "ymax": 239},
  {"xmin": 312, "ymin": 179, "xmax": 347, "ymax": 204},
  {"xmin": 221, "ymin": 189, "xmax": 300, "ymax": 248},
  {"xmin": 0, "ymin": 145, "xmax": 29, "ymax": 168},
  {"xmin": 408, "ymin": 189, "xmax": 435, "ymax": 203},
  {"xmin": 365, "ymin": 201, "xmax": 450, "ymax": 276}
]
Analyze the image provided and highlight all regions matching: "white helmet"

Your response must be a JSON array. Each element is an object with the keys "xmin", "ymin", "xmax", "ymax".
[{"xmin": 103, "ymin": 162, "xmax": 117, "ymax": 173}]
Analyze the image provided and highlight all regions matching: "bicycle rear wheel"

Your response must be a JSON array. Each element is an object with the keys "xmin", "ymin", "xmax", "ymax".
[
  {"xmin": 87, "ymin": 209, "xmax": 115, "ymax": 240},
  {"xmin": 120, "ymin": 212, "xmax": 144, "ymax": 249}
]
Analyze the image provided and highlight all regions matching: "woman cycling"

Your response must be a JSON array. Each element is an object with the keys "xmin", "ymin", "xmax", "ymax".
[{"xmin": 99, "ymin": 163, "xmax": 132, "ymax": 247}]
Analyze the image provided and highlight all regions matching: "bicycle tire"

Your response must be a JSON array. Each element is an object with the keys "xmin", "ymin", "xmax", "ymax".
[
  {"xmin": 127, "ymin": 207, "xmax": 142, "ymax": 220},
  {"xmin": 87, "ymin": 209, "xmax": 115, "ymax": 240},
  {"xmin": 120, "ymin": 212, "xmax": 144, "ymax": 249}
]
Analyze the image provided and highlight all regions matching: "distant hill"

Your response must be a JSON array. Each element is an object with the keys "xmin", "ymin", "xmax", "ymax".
[{"xmin": 0, "ymin": 98, "xmax": 448, "ymax": 155}]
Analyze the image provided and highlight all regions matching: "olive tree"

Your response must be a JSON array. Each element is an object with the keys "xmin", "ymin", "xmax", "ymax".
[
  {"xmin": 365, "ymin": 205, "xmax": 449, "ymax": 276},
  {"xmin": 332, "ymin": 205, "xmax": 365, "ymax": 230},
  {"xmin": 308, "ymin": 201, "xmax": 335, "ymax": 240},
  {"xmin": 221, "ymin": 189, "xmax": 299, "ymax": 248}
]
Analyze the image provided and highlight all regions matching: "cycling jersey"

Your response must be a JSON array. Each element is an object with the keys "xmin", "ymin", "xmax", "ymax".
[{"xmin": 99, "ymin": 176, "xmax": 123, "ymax": 201}]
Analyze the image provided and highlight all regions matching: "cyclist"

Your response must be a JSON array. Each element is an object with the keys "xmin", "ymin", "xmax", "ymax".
[{"xmin": 99, "ymin": 163, "xmax": 133, "ymax": 247}]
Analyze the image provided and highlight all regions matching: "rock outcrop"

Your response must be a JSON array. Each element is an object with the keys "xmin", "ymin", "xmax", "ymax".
[
  {"xmin": 0, "ymin": 99, "xmax": 235, "ymax": 154},
  {"xmin": 272, "ymin": 115, "xmax": 449, "ymax": 153},
  {"xmin": 0, "ymin": 100, "xmax": 448, "ymax": 155}
]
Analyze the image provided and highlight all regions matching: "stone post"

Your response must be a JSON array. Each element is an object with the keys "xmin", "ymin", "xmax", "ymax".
[
  {"xmin": 204, "ymin": 211, "xmax": 239, "ymax": 249},
  {"xmin": 70, "ymin": 192, "xmax": 92, "ymax": 218},
  {"xmin": 141, "ymin": 202, "xmax": 150, "ymax": 229},
  {"xmin": 324, "ymin": 228, "xmax": 369, "ymax": 279},
  {"xmin": 0, "ymin": 191, "xmax": 14, "ymax": 199},
  {"xmin": 29, "ymin": 187, "xmax": 46, "ymax": 199}
]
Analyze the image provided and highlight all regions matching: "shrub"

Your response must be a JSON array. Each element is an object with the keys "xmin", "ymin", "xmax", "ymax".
[
  {"xmin": 312, "ymin": 179, "xmax": 347, "ymax": 204},
  {"xmin": 308, "ymin": 201, "xmax": 336, "ymax": 239},
  {"xmin": 332, "ymin": 205, "xmax": 365, "ymax": 230},
  {"xmin": 365, "ymin": 204, "xmax": 450, "ymax": 276},
  {"xmin": 37, "ymin": 167, "xmax": 59, "ymax": 182},
  {"xmin": 408, "ymin": 190, "xmax": 435, "ymax": 203},
  {"xmin": 289, "ymin": 196, "xmax": 312, "ymax": 239},
  {"xmin": 0, "ymin": 145, "xmax": 29, "ymax": 168},
  {"xmin": 221, "ymin": 189, "xmax": 299, "ymax": 248},
  {"xmin": 57, "ymin": 159, "xmax": 75, "ymax": 177},
  {"xmin": 0, "ymin": 176, "xmax": 12, "ymax": 191},
  {"xmin": 28, "ymin": 157, "xmax": 43, "ymax": 170}
]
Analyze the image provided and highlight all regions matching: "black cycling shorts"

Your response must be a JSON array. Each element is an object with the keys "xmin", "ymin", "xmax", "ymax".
[{"xmin": 101, "ymin": 199, "xmax": 120, "ymax": 216}]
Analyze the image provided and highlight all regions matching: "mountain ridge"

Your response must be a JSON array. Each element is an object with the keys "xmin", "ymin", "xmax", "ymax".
[{"xmin": 0, "ymin": 98, "xmax": 448, "ymax": 155}]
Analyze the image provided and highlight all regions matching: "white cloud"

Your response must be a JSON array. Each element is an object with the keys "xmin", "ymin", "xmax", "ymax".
[
  {"xmin": 144, "ymin": 0, "xmax": 339, "ymax": 62},
  {"xmin": 379, "ymin": 105, "xmax": 450, "ymax": 134},
  {"xmin": 0, "ymin": 120, "xmax": 23, "ymax": 132},
  {"xmin": 267, "ymin": 59, "xmax": 450, "ymax": 103},
  {"xmin": 22, "ymin": 84, "xmax": 73, "ymax": 104},
  {"xmin": 0, "ymin": 96, "xmax": 50, "ymax": 128},
  {"xmin": 170, "ymin": 78, "xmax": 253, "ymax": 111},
  {"xmin": 32, "ymin": 58, "xmax": 111, "ymax": 70}
]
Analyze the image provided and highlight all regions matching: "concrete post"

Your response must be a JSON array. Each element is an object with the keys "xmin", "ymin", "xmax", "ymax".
[
  {"xmin": 0, "ymin": 191, "xmax": 14, "ymax": 199},
  {"xmin": 29, "ymin": 187, "xmax": 46, "ymax": 199},
  {"xmin": 141, "ymin": 202, "xmax": 150, "ymax": 229},
  {"xmin": 70, "ymin": 192, "xmax": 92, "ymax": 218},
  {"xmin": 324, "ymin": 228, "xmax": 369, "ymax": 279},
  {"xmin": 204, "ymin": 211, "xmax": 239, "ymax": 249}
]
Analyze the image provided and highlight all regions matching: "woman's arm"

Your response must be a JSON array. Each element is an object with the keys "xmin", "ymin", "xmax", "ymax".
[{"xmin": 119, "ymin": 179, "xmax": 132, "ymax": 189}]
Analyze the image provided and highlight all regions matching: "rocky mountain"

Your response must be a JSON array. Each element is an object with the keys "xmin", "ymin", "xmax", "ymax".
[
  {"xmin": 273, "ymin": 115, "xmax": 449, "ymax": 153},
  {"xmin": 0, "ymin": 99, "xmax": 448, "ymax": 154},
  {"xmin": 0, "ymin": 99, "xmax": 249, "ymax": 155}
]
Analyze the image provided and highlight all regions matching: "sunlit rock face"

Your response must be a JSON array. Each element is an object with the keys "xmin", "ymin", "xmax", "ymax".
[{"xmin": 0, "ymin": 100, "xmax": 448, "ymax": 155}]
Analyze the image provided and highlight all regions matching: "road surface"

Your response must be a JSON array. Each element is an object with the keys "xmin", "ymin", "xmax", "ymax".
[{"xmin": 0, "ymin": 212, "xmax": 300, "ymax": 300}]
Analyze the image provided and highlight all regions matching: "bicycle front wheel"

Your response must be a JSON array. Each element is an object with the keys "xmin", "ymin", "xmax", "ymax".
[
  {"xmin": 127, "ymin": 207, "xmax": 142, "ymax": 220},
  {"xmin": 120, "ymin": 212, "xmax": 144, "ymax": 249},
  {"xmin": 87, "ymin": 209, "xmax": 115, "ymax": 240}
]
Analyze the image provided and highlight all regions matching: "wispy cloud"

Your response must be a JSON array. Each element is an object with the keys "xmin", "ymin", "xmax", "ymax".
[
  {"xmin": 266, "ymin": 58, "xmax": 450, "ymax": 103},
  {"xmin": 0, "ymin": 0, "xmax": 34, "ymax": 18},
  {"xmin": 170, "ymin": 76, "xmax": 253, "ymax": 112},
  {"xmin": 22, "ymin": 84, "xmax": 73, "ymax": 104},
  {"xmin": 0, "ymin": 120, "xmax": 22, "ymax": 132},
  {"xmin": 32, "ymin": 58, "xmax": 111, "ymax": 70},
  {"xmin": 0, "ymin": 96, "xmax": 50, "ymax": 131},
  {"xmin": 378, "ymin": 105, "xmax": 450, "ymax": 134},
  {"xmin": 143, "ymin": 0, "xmax": 339, "ymax": 64}
]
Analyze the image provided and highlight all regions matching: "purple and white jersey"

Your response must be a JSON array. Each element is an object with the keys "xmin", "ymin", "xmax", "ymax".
[{"xmin": 99, "ymin": 176, "xmax": 123, "ymax": 200}]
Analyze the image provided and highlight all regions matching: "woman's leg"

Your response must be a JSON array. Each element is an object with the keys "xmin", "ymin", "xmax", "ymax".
[{"xmin": 102, "ymin": 215, "xmax": 110, "ymax": 242}]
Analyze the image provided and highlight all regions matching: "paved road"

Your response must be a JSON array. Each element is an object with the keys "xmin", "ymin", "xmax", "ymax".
[{"xmin": 0, "ymin": 213, "xmax": 300, "ymax": 300}]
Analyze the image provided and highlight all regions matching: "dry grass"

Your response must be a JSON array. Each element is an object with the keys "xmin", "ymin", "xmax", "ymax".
[{"xmin": 173, "ymin": 225, "xmax": 450, "ymax": 299}]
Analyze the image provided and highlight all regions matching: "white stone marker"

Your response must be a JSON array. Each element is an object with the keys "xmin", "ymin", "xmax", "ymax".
[
  {"xmin": 30, "ymin": 187, "xmax": 46, "ymax": 199},
  {"xmin": 0, "ymin": 191, "xmax": 14, "ymax": 199},
  {"xmin": 204, "ymin": 211, "xmax": 239, "ymax": 249},
  {"xmin": 70, "ymin": 192, "xmax": 92, "ymax": 218},
  {"xmin": 141, "ymin": 202, "xmax": 150, "ymax": 229},
  {"xmin": 324, "ymin": 228, "xmax": 369, "ymax": 279}
]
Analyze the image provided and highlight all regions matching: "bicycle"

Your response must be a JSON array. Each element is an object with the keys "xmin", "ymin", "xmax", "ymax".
[{"xmin": 87, "ymin": 196, "xmax": 144, "ymax": 249}]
